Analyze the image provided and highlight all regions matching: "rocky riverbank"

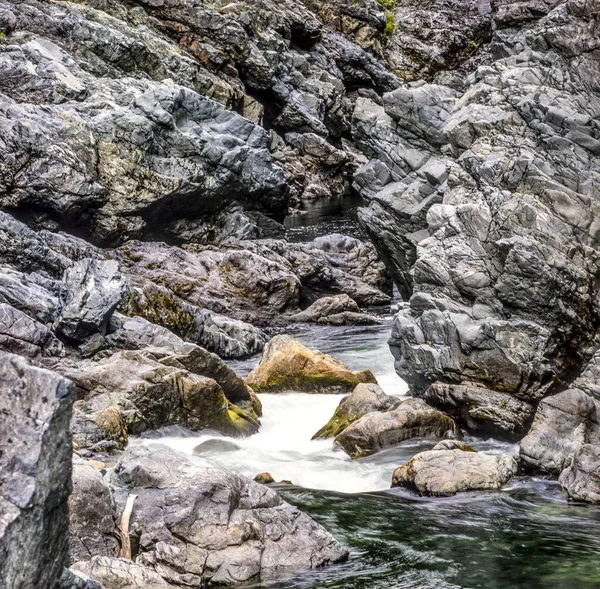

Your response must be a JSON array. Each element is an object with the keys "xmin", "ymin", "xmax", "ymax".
[{"xmin": 2, "ymin": 0, "xmax": 600, "ymax": 588}]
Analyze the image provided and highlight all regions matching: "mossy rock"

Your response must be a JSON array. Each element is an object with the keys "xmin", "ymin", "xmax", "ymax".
[{"xmin": 247, "ymin": 335, "xmax": 377, "ymax": 394}]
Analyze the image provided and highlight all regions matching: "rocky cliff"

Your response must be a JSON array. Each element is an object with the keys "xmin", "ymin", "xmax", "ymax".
[{"xmin": 1, "ymin": 0, "xmax": 600, "ymax": 586}]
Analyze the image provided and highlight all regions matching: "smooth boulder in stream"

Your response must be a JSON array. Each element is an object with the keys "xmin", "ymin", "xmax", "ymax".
[
  {"xmin": 247, "ymin": 334, "xmax": 376, "ymax": 393},
  {"xmin": 335, "ymin": 398, "xmax": 459, "ymax": 459},
  {"xmin": 392, "ymin": 443, "xmax": 519, "ymax": 497}
]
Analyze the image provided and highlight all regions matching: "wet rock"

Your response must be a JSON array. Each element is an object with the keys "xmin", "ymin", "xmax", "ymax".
[
  {"xmin": 520, "ymin": 389, "xmax": 600, "ymax": 475},
  {"xmin": 108, "ymin": 444, "xmax": 348, "ymax": 586},
  {"xmin": 55, "ymin": 259, "xmax": 126, "ymax": 342},
  {"xmin": 0, "ymin": 353, "xmax": 75, "ymax": 589},
  {"xmin": 72, "ymin": 557, "xmax": 175, "ymax": 589},
  {"xmin": 313, "ymin": 383, "xmax": 402, "ymax": 439},
  {"xmin": 247, "ymin": 335, "xmax": 377, "ymax": 394},
  {"xmin": 106, "ymin": 316, "xmax": 259, "ymax": 411},
  {"xmin": 335, "ymin": 398, "xmax": 459, "ymax": 459},
  {"xmin": 432, "ymin": 439, "xmax": 476, "ymax": 452},
  {"xmin": 424, "ymin": 381, "xmax": 536, "ymax": 440},
  {"xmin": 193, "ymin": 439, "xmax": 241, "ymax": 454},
  {"xmin": 392, "ymin": 449, "xmax": 518, "ymax": 496},
  {"xmin": 291, "ymin": 294, "xmax": 360, "ymax": 322},
  {"xmin": 254, "ymin": 472, "xmax": 276, "ymax": 484},
  {"xmin": 45, "ymin": 350, "xmax": 260, "ymax": 450},
  {"xmin": 0, "ymin": 303, "xmax": 64, "ymax": 358},
  {"xmin": 559, "ymin": 445, "xmax": 600, "ymax": 503},
  {"xmin": 69, "ymin": 457, "xmax": 119, "ymax": 562}
]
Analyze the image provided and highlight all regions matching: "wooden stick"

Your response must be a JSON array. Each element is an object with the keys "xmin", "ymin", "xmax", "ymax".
[{"xmin": 118, "ymin": 493, "xmax": 138, "ymax": 560}]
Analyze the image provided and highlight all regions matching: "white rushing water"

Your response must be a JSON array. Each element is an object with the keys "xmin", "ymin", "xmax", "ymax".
[{"xmin": 137, "ymin": 322, "xmax": 515, "ymax": 494}]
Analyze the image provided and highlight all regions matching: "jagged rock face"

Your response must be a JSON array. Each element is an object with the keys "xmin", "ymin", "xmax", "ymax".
[
  {"xmin": 0, "ymin": 353, "xmax": 75, "ymax": 589},
  {"xmin": 353, "ymin": 0, "xmax": 600, "ymax": 409},
  {"xmin": 101, "ymin": 444, "xmax": 348, "ymax": 586},
  {"xmin": 0, "ymin": 0, "xmax": 402, "ymax": 242}
]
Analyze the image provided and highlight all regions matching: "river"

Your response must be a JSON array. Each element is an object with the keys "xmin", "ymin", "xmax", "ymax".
[
  {"xmin": 137, "ymin": 200, "xmax": 600, "ymax": 589},
  {"xmin": 138, "ymin": 318, "xmax": 600, "ymax": 589}
]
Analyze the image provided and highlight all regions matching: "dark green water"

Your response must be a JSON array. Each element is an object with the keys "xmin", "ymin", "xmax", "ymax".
[{"xmin": 260, "ymin": 483, "xmax": 600, "ymax": 589}]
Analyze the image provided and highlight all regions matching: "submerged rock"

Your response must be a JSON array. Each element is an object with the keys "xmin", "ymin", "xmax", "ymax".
[
  {"xmin": 335, "ymin": 398, "xmax": 459, "ymax": 459},
  {"xmin": 313, "ymin": 383, "xmax": 402, "ymax": 439},
  {"xmin": 106, "ymin": 444, "xmax": 348, "ymax": 586},
  {"xmin": 392, "ymin": 448, "xmax": 518, "ymax": 497},
  {"xmin": 247, "ymin": 335, "xmax": 376, "ymax": 393},
  {"xmin": 0, "ymin": 353, "xmax": 75, "ymax": 589},
  {"xmin": 193, "ymin": 439, "xmax": 241, "ymax": 454}
]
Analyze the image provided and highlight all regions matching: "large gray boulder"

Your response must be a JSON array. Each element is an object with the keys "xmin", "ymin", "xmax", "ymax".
[
  {"xmin": 559, "ymin": 444, "xmax": 600, "ymax": 503},
  {"xmin": 352, "ymin": 0, "xmax": 600, "ymax": 436},
  {"xmin": 391, "ymin": 447, "xmax": 518, "ymax": 497},
  {"xmin": 519, "ymin": 388, "xmax": 600, "ymax": 474},
  {"xmin": 44, "ymin": 350, "xmax": 260, "ymax": 452},
  {"xmin": 0, "ymin": 353, "xmax": 75, "ymax": 589},
  {"xmin": 424, "ymin": 381, "xmax": 536, "ymax": 440},
  {"xmin": 334, "ymin": 398, "xmax": 459, "ymax": 458},
  {"xmin": 106, "ymin": 444, "xmax": 348, "ymax": 586},
  {"xmin": 0, "ymin": 303, "xmax": 64, "ymax": 358},
  {"xmin": 55, "ymin": 259, "xmax": 126, "ymax": 342},
  {"xmin": 69, "ymin": 458, "xmax": 119, "ymax": 563}
]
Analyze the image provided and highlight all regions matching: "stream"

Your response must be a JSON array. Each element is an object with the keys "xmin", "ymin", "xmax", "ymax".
[{"xmin": 140, "ymin": 200, "xmax": 600, "ymax": 589}]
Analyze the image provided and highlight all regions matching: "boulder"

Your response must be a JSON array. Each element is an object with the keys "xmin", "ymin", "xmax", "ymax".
[
  {"xmin": 0, "ymin": 353, "xmax": 75, "ymax": 589},
  {"xmin": 72, "ymin": 557, "xmax": 175, "ymax": 589},
  {"xmin": 291, "ymin": 294, "xmax": 360, "ymax": 322},
  {"xmin": 424, "ymin": 381, "xmax": 536, "ymax": 440},
  {"xmin": 334, "ymin": 398, "xmax": 459, "ymax": 458},
  {"xmin": 432, "ymin": 439, "xmax": 475, "ymax": 452},
  {"xmin": 0, "ymin": 303, "xmax": 64, "ymax": 358},
  {"xmin": 44, "ymin": 350, "xmax": 259, "ymax": 450},
  {"xmin": 55, "ymin": 259, "xmax": 126, "ymax": 342},
  {"xmin": 391, "ymin": 449, "xmax": 518, "ymax": 497},
  {"xmin": 519, "ymin": 389, "xmax": 600, "ymax": 474},
  {"xmin": 107, "ymin": 444, "xmax": 348, "ymax": 586},
  {"xmin": 69, "ymin": 458, "xmax": 119, "ymax": 562},
  {"xmin": 313, "ymin": 383, "xmax": 402, "ymax": 439},
  {"xmin": 247, "ymin": 335, "xmax": 376, "ymax": 393},
  {"xmin": 559, "ymin": 445, "xmax": 600, "ymax": 503}
]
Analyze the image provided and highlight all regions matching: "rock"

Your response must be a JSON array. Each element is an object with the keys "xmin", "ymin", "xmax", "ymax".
[
  {"xmin": 60, "ymin": 568, "xmax": 104, "ymax": 589},
  {"xmin": 312, "ymin": 383, "xmax": 402, "ymax": 439},
  {"xmin": 107, "ymin": 444, "xmax": 348, "ymax": 586},
  {"xmin": 432, "ymin": 439, "xmax": 476, "ymax": 452},
  {"xmin": 44, "ymin": 350, "xmax": 260, "ymax": 450},
  {"xmin": 520, "ymin": 389, "xmax": 600, "ymax": 475},
  {"xmin": 55, "ymin": 259, "xmax": 126, "ymax": 342},
  {"xmin": 424, "ymin": 381, "xmax": 536, "ymax": 440},
  {"xmin": 69, "ymin": 457, "xmax": 119, "ymax": 563},
  {"xmin": 71, "ymin": 407, "xmax": 129, "ymax": 454},
  {"xmin": 254, "ymin": 472, "xmax": 276, "ymax": 484},
  {"xmin": 72, "ymin": 557, "xmax": 176, "ymax": 589},
  {"xmin": 193, "ymin": 439, "xmax": 241, "ymax": 454},
  {"xmin": 247, "ymin": 335, "xmax": 377, "ymax": 393},
  {"xmin": 0, "ymin": 303, "xmax": 64, "ymax": 358},
  {"xmin": 0, "ymin": 353, "xmax": 75, "ymax": 589},
  {"xmin": 391, "ymin": 449, "xmax": 518, "ymax": 497},
  {"xmin": 559, "ymin": 445, "xmax": 600, "ymax": 503},
  {"xmin": 291, "ymin": 294, "xmax": 360, "ymax": 322},
  {"xmin": 352, "ymin": 0, "xmax": 600, "ymax": 430},
  {"xmin": 334, "ymin": 398, "xmax": 459, "ymax": 458},
  {"xmin": 105, "ymin": 316, "xmax": 259, "ymax": 411}
]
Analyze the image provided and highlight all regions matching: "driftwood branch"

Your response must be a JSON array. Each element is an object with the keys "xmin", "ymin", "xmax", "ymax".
[{"xmin": 117, "ymin": 493, "xmax": 138, "ymax": 560}]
